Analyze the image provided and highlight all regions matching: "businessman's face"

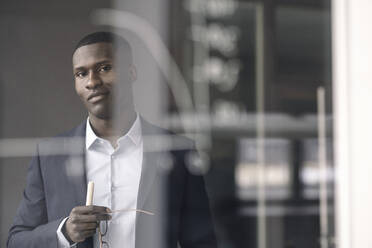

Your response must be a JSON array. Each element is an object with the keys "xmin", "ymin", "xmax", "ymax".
[{"xmin": 72, "ymin": 42, "xmax": 134, "ymax": 120}]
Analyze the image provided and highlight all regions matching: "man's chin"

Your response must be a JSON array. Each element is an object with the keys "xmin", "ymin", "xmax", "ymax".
[
  {"xmin": 95, "ymin": 113, "xmax": 112, "ymax": 120},
  {"xmin": 89, "ymin": 107, "xmax": 112, "ymax": 120}
]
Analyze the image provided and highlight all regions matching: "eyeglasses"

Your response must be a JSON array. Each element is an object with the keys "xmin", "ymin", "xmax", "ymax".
[
  {"xmin": 98, "ymin": 220, "xmax": 109, "ymax": 248},
  {"xmin": 98, "ymin": 208, "xmax": 155, "ymax": 248}
]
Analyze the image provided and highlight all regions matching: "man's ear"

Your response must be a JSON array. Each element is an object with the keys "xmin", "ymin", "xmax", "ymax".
[{"xmin": 129, "ymin": 65, "xmax": 137, "ymax": 82}]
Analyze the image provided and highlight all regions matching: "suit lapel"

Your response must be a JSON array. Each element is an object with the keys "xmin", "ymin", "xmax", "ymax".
[
  {"xmin": 136, "ymin": 150, "xmax": 160, "ymax": 211},
  {"xmin": 136, "ymin": 118, "xmax": 165, "ymax": 210},
  {"xmin": 135, "ymin": 118, "xmax": 168, "ymax": 248},
  {"xmin": 62, "ymin": 122, "xmax": 93, "ymax": 248},
  {"xmin": 63, "ymin": 122, "xmax": 88, "ymax": 207}
]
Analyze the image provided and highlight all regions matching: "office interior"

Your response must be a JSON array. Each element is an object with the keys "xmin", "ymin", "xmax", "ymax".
[{"xmin": 0, "ymin": 0, "xmax": 370, "ymax": 247}]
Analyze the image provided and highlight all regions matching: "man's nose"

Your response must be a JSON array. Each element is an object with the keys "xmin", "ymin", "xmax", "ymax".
[{"xmin": 86, "ymin": 71, "xmax": 103, "ymax": 89}]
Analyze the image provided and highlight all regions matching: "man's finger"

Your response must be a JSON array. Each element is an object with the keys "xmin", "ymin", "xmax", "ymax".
[
  {"xmin": 75, "ymin": 222, "xmax": 98, "ymax": 230},
  {"xmin": 71, "ymin": 213, "xmax": 112, "ymax": 223},
  {"xmin": 72, "ymin": 205, "xmax": 111, "ymax": 214}
]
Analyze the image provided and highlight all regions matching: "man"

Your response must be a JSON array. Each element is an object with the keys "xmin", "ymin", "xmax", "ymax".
[{"xmin": 7, "ymin": 32, "xmax": 217, "ymax": 248}]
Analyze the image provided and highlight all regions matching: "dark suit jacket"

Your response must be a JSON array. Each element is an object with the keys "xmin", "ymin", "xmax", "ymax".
[{"xmin": 7, "ymin": 118, "xmax": 217, "ymax": 248}]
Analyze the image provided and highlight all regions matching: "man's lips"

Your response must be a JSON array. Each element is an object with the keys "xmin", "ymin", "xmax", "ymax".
[{"xmin": 87, "ymin": 91, "xmax": 109, "ymax": 103}]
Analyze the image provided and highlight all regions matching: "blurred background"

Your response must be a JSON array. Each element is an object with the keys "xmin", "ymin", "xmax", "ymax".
[{"xmin": 1, "ymin": 0, "xmax": 371, "ymax": 247}]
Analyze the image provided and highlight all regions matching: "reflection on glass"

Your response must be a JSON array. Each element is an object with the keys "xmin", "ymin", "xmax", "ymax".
[
  {"xmin": 1, "ymin": 0, "xmax": 334, "ymax": 247},
  {"xmin": 301, "ymin": 139, "xmax": 334, "ymax": 199},
  {"xmin": 236, "ymin": 139, "xmax": 291, "ymax": 200}
]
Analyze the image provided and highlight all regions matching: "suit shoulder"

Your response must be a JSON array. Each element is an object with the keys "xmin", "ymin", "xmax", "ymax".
[
  {"xmin": 37, "ymin": 121, "xmax": 86, "ymax": 153},
  {"xmin": 55, "ymin": 121, "xmax": 86, "ymax": 138},
  {"xmin": 141, "ymin": 118, "xmax": 195, "ymax": 151}
]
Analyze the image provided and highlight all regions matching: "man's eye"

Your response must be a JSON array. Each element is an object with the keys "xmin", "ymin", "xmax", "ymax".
[
  {"xmin": 75, "ymin": 71, "xmax": 87, "ymax": 78},
  {"xmin": 99, "ymin": 65, "xmax": 112, "ymax": 72}
]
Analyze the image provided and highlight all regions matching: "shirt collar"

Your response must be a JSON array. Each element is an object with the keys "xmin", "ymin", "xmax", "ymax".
[
  {"xmin": 85, "ymin": 114, "xmax": 142, "ymax": 150},
  {"xmin": 118, "ymin": 114, "xmax": 142, "ymax": 146}
]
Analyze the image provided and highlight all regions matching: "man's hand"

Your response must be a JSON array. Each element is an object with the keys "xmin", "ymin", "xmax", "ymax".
[{"xmin": 63, "ymin": 205, "xmax": 112, "ymax": 243}]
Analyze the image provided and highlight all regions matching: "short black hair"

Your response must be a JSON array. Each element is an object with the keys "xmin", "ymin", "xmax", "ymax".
[{"xmin": 73, "ymin": 31, "xmax": 133, "ymax": 63}]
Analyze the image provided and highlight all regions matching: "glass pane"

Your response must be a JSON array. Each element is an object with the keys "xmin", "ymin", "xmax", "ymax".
[{"xmin": 1, "ymin": 0, "xmax": 333, "ymax": 248}]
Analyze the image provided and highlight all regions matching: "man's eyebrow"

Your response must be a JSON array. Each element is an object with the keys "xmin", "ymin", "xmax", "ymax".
[
  {"xmin": 73, "ymin": 66, "xmax": 86, "ymax": 72},
  {"xmin": 95, "ymin": 60, "xmax": 113, "ymax": 69},
  {"xmin": 73, "ymin": 60, "xmax": 112, "ymax": 72}
]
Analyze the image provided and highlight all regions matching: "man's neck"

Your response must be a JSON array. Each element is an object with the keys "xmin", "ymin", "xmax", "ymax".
[{"xmin": 88, "ymin": 109, "xmax": 137, "ymax": 148}]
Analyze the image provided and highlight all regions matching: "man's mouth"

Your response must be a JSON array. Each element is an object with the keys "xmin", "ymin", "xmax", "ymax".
[{"xmin": 88, "ymin": 92, "xmax": 109, "ymax": 103}]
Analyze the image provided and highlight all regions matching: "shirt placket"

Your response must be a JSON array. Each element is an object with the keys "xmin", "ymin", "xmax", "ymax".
[{"xmin": 106, "ymin": 141, "xmax": 115, "ymax": 246}]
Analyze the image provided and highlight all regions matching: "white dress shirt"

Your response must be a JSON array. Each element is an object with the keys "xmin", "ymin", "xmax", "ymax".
[{"xmin": 57, "ymin": 115, "xmax": 143, "ymax": 248}]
